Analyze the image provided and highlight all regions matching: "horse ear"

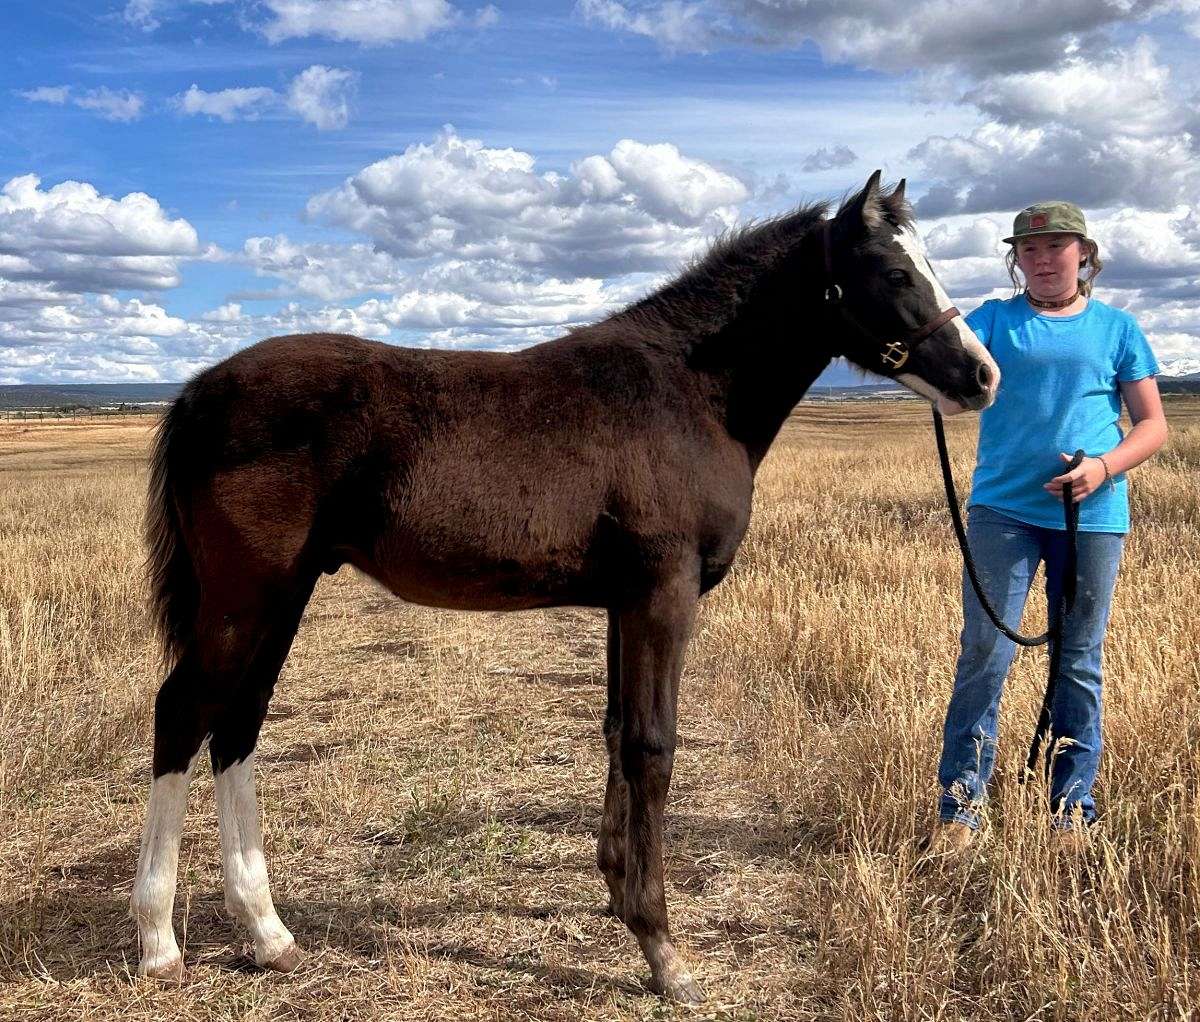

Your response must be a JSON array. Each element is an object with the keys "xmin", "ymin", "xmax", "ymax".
[
  {"xmin": 841, "ymin": 168, "xmax": 884, "ymax": 232},
  {"xmin": 891, "ymin": 178, "xmax": 906, "ymax": 203}
]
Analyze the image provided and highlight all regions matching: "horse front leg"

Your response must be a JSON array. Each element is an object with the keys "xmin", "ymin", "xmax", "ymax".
[
  {"xmin": 618, "ymin": 573, "xmax": 704, "ymax": 1004},
  {"xmin": 597, "ymin": 609, "xmax": 628, "ymax": 918}
]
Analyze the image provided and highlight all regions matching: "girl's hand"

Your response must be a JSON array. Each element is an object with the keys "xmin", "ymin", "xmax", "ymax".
[{"xmin": 1043, "ymin": 452, "xmax": 1107, "ymax": 503}]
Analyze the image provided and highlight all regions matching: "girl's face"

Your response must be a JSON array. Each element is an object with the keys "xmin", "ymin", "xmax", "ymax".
[{"xmin": 1015, "ymin": 232, "xmax": 1084, "ymax": 298}]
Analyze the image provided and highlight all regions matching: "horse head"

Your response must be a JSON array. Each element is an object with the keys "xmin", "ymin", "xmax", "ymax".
[{"xmin": 823, "ymin": 169, "xmax": 999, "ymax": 413}]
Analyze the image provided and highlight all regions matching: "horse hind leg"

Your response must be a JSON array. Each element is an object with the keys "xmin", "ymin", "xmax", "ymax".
[
  {"xmin": 129, "ymin": 649, "xmax": 223, "ymax": 980},
  {"xmin": 211, "ymin": 755, "xmax": 300, "ymax": 972},
  {"xmin": 130, "ymin": 564, "xmax": 315, "ymax": 979},
  {"xmin": 209, "ymin": 576, "xmax": 315, "ymax": 973}
]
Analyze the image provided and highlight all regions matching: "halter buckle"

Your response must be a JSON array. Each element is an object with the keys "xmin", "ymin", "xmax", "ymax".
[
  {"xmin": 881, "ymin": 341, "xmax": 909, "ymax": 370},
  {"xmin": 824, "ymin": 284, "xmax": 843, "ymax": 304}
]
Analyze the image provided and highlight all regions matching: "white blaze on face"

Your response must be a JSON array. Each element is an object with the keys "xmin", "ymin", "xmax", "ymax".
[{"xmin": 891, "ymin": 226, "xmax": 1000, "ymax": 409}]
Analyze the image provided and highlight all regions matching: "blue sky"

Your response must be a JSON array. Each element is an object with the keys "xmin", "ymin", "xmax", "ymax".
[{"xmin": 2, "ymin": 0, "xmax": 1198, "ymax": 383}]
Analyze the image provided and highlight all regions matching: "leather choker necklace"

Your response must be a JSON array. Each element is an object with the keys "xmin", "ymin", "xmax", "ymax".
[{"xmin": 1025, "ymin": 289, "xmax": 1079, "ymax": 310}]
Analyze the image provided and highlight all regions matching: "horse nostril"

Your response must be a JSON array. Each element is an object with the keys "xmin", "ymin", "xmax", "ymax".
[{"xmin": 976, "ymin": 363, "xmax": 992, "ymax": 389}]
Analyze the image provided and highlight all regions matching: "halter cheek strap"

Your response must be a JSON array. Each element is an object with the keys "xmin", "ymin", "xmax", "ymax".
[{"xmin": 821, "ymin": 219, "xmax": 960, "ymax": 372}]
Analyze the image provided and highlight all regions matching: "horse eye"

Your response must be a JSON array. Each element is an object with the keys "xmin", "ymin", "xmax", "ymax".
[{"xmin": 887, "ymin": 269, "xmax": 911, "ymax": 286}]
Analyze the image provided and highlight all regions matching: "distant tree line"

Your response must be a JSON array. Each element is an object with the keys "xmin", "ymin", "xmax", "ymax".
[{"xmin": 0, "ymin": 403, "xmax": 165, "ymax": 419}]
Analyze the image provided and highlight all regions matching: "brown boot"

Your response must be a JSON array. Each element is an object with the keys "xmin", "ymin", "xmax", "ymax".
[
  {"xmin": 1050, "ymin": 825, "xmax": 1091, "ymax": 855},
  {"xmin": 918, "ymin": 821, "xmax": 976, "ymax": 859}
]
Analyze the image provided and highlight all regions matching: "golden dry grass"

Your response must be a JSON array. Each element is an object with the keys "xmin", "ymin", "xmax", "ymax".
[{"xmin": 1, "ymin": 400, "xmax": 1198, "ymax": 1021}]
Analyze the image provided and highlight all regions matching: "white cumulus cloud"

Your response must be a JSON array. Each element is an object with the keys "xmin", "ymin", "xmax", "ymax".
[
  {"xmin": 924, "ymin": 217, "xmax": 1004, "ymax": 260},
  {"xmin": 201, "ymin": 302, "xmax": 243, "ymax": 322},
  {"xmin": 73, "ymin": 87, "xmax": 145, "ymax": 122},
  {"xmin": 1088, "ymin": 207, "xmax": 1200, "ymax": 287},
  {"xmin": 964, "ymin": 37, "xmax": 1180, "ymax": 138},
  {"xmin": 172, "ymin": 84, "xmax": 278, "ymax": 122},
  {"xmin": 801, "ymin": 145, "xmax": 857, "ymax": 173},
  {"xmin": 305, "ymin": 127, "xmax": 749, "ymax": 277},
  {"xmin": 123, "ymin": 0, "xmax": 161, "ymax": 31},
  {"xmin": 169, "ymin": 67, "xmax": 358, "ymax": 129},
  {"xmin": 910, "ymin": 121, "xmax": 1198, "ymax": 216},
  {"xmin": 0, "ymin": 174, "xmax": 200, "ymax": 293},
  {"xmin": 285, "ymin": 65, "xmax": 358, "ymax": 130},
  {"xmin": 260, "ymin": 0, "xmax": 461, "ymax": 44},
  {"xmin": 18, "ymin": 85, "xmax": 71, "ymax": 104},
  {"xmin": 239, "ymin": 235, "xmax": 408, "ymax": 299},
  {"xmin": 576, "ymin": 0, "xmax": 1186, "ymax": 76},
  {"xmin": 18, "ymin": 85, "xmax": 145, "ymax": 122},
  {"xmin": 576, "ymin": 0, "xmax": 718, "ymax": 53}
]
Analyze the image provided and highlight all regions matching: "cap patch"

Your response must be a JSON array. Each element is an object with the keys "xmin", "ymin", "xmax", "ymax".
[{"xmin": 1030, "ymin": 213, "xmax": 1048, "ymax": 229}]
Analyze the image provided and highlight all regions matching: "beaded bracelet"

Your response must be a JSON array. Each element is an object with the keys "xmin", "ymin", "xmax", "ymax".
[{"xmin": 1097, "ymin": 454, "xmax": 1115, "ymax": 491}]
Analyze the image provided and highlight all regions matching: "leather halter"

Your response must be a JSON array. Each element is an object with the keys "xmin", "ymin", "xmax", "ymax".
[{"xmin": 821, "ymin": 219, "xmax": 961, "ymax": 372}]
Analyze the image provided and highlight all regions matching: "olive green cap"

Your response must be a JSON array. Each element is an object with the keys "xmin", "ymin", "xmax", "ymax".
[{"xmin": 1003, "ymin": 201, "xmax": 1089, "ymax": 244}]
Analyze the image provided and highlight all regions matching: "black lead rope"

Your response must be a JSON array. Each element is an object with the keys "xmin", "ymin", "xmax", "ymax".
[{"xmin": 932, "ymin": 407, "xmax": 1086, "ymax": 779}]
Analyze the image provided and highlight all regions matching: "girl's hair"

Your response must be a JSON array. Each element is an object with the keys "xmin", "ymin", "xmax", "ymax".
[{"xmin": 1006, "ymin": 236, "xmax": 1104, "ymax": 297}]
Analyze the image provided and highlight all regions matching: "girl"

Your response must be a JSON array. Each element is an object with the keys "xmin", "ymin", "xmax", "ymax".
[{"xmin": 926, "ymin": 201, "xmax": 1168, "ymax": 854}]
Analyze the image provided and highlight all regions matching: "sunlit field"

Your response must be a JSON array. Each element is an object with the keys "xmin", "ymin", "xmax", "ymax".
[{"xmin": 2, "ymin": 399, "xmax": 1198, "ymax": 1021}]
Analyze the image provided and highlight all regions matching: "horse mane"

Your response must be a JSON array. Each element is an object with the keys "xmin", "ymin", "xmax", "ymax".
[
  {"xmin": 592, "ymin": 202, "xmax": 828, "ymax": 345},
  {"xmin": 587, "ymin": 176, "xmax": 912, "ymax": 348}
]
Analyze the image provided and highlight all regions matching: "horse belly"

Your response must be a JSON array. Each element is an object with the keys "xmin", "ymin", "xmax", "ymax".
[{"xmin": 358, "ymin": 517, "xmax": 601, "ymax": 612}]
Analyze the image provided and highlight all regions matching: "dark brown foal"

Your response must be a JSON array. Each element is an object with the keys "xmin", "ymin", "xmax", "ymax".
[{"xmin": 130, "ymin": 171, "xmax": 999, "ymax": 1000}]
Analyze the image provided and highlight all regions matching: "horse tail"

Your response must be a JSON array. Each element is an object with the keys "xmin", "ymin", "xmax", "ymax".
[{"xmin": 144, "ymin": 393, "xmax": 198, "ymax": 667}]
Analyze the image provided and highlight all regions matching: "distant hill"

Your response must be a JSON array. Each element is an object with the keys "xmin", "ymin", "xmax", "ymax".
[
  {"xmin": 0, "ymin": 383, "xmax": 182, "ymax": 410},
  {"xmin": 806, "ymin": 382, "xmax": 913, "ymax": 400},
  {"xmin": 1157, "ymin": 377, "xmax": 1200, "ymax": 394}
]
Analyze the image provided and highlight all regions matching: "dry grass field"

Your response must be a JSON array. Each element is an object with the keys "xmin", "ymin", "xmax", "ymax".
[{"xmin": 2, "ymin": 399, "xmax": 1198, "ymax": 1021}]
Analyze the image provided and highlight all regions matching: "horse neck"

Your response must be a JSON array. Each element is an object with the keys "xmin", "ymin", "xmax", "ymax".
[
  {"xmin": 695, "ymin": 231, "xmax": 835, "ymax": 470},
  {"xmin": 726, "ymin": 341, "xmax": 832, "ymax": 470}
]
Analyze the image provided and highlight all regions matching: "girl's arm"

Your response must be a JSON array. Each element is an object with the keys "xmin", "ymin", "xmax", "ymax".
[
  {"xmin": 1044, "ymin": 376, "xmax": 1169, "ymax": 502},
  {"xmin": 1107, "ymin": 376, "xmax": 1170, "ymax": 474}
]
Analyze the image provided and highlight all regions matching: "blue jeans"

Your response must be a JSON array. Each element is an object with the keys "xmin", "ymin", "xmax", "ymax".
[{"xmin": 938, "ymin": 504, "xmax": 1124, "ymax": 829}]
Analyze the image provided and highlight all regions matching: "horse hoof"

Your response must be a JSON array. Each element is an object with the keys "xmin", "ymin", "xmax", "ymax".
[
  {"xmin": 649, "ymin": 971, "xmax": 706, "ymax": 1004},
  {"xmin": 264, "ymin": 942, "xmax": 303, "ymax": 973},
  {"xmin": 140, "ymin": 956, "xmax": 183, "ymax": 983}
]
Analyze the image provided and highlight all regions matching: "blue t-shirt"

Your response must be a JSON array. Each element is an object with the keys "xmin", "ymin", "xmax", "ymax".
[{"xmin": 965, "ymin": 295, "xmax": 1160, "ymax": 534}]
